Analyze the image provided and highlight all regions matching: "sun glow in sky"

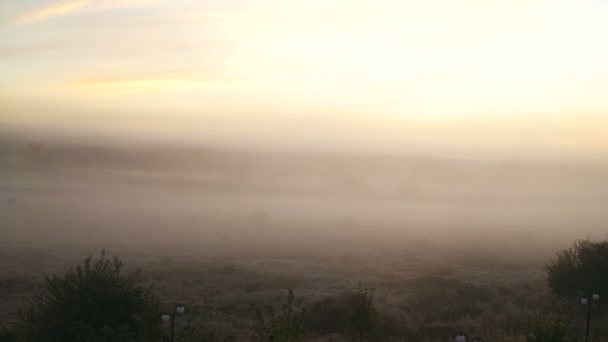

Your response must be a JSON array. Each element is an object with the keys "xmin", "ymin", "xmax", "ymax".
[{"xmin": 1, "ymin": 0, "xmax": 608, "ymax": 158}]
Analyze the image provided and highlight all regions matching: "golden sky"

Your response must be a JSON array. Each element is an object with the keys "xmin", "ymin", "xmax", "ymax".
[{"xmin": 1, "ymin": 0, "xmax": 608, "ymax": 158}]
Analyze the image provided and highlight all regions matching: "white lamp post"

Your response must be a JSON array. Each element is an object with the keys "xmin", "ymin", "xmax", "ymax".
[
  {"xmin": 162, "ymin": 304, "xmax": 186, "ymax": 342},
  {"xmin": 453, "ymin": 331, "xmax": 484, "ymax": 342},
  {"xmin": 580, "ymin": 293, "xmax": 600, "ymax": 342}
]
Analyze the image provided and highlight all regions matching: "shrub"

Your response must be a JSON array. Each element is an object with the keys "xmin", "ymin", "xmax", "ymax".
[
  {"xmin": 252, "ymin": 289, "xmax": 305, "ymax": 342},
  {"xmin": 348, "ymin": 284, "xmax": 377, "ymax": 342},
  {"xmin": 15, "ymin": 250, "xmax": 162, "ymax": 341},
  {"xmin": 545, "ymin": 239, "xmax": 608, "ymax": 297},
  {"xmin": 306, "ymin": 295, "xmax": 349, "ymax": 334},
  {"xmin": 305, "ymin": 285, "xmax": 379, "ymax": 340}
]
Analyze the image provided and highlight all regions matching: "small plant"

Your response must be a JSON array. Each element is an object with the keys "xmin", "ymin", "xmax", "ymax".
[
  {"xmin": 252, "ymin": 289, "xmax": 306, "ymax": 342},
  {"xmin": 348, "ymin": 284, "xmax": 377, "ymax": 342}
]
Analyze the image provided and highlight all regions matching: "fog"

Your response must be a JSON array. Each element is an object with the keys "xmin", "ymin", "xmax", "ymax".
[
  {"xmin": 3, "ymin": 0, "xmax": 608, "ymax": 338},
  {"xmin": 3, "ymin": 136, "xmax": 607, "ymax": 253},
  {"xmin": 2, "ymin": 133, "xmax": 608, "ymax": 340}
]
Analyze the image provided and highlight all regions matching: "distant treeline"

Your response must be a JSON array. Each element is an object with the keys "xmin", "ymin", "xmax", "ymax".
[{"xmin": 1, "ymin": 138, "xmax": 607, "ymax": 201}]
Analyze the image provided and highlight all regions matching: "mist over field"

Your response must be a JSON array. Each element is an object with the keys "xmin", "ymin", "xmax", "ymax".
[
  {"xmin": 1, "ymin": 132, "xmax": 608, "ymax": 341},
  {"xmin": 3, "ymin": 134, "xmax": 607, "ymax": 249},
  {"xmin": 2, "ymin": 0, "xmax": 608, "ymax": 340}
]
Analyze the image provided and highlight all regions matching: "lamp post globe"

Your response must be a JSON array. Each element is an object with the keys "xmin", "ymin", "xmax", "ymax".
[
  {"xmin": 581, "ymin": 297, "xmax": 589, "ymax": 305},
  {"xmin": 592, "ymin": 293, "xmax": 600, "ymax": 301},
  {"xmin": 453, "ymin": 332, "xmax": 469, "ymax": 342},
  {"xmin": 176, "ymin": 305, "xmax": 186, "ymax": 314},
  {"xmin": 161, "ymin": 314, "xmax": 171, "ymax": 322}
]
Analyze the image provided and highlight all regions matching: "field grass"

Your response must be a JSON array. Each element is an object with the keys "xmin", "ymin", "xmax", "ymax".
[{"xmin": 2, "ymin": 229, "xmax": 607, "ymax": 341}]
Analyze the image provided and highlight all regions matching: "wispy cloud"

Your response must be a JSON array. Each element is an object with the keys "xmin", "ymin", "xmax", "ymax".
[{"xmin": 17, "ymin": 0, "xmax": 159, "ymax": 24}]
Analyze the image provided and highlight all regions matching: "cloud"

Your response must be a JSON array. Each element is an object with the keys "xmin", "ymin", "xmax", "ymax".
[{"xmin": 17, "ymin": 0, "xmax": 159, "ymax": 24}]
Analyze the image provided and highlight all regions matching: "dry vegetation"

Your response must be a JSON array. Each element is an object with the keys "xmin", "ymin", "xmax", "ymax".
[{"xmin": 1, "ymin": 140, "xmax": 607, "ymax": 341}]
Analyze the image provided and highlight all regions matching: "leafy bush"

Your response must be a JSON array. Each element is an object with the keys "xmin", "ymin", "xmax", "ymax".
[
  {"xmin": 14, "ymin": 250, "xmax": 162, "ymax": 341},
  {"xmin": 545, "ymin": 239, "xmax": 608, "ymax": 297}
]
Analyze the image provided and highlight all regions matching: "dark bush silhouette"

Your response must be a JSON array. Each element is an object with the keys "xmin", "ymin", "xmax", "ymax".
[
  {"xmin": 15, "ymin": 250, "xmax": 162, "ymax": 341},
  {"xmin": 306, "ymin": 295, "xmax": 350, "ymax": 334},
  {"xmin": 305, "ymin": 285, "xmax": 378, "ymax": 340},
  {"xmin": 545, "ymin": 239, "xmax": 608, "ymax": 298},
  {"xmin": 347, "ymin": 284, "xmax": 377, "ymax": 342},
  {"xmin": 526, "ymin": 316, "xmax": 576, "ymax": 342},
  {"xmin": 252, "ymin": 289, "xmax": 305, "ymax": 342}
]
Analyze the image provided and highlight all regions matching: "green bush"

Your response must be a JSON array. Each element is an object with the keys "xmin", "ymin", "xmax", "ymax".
[
  {"xmin": 14, "ymin": 250, "xmax": 162, "ymax": 341},
  {"xmin": 545, "ymin": 239, "xmax": 608, "ymax": 297}
]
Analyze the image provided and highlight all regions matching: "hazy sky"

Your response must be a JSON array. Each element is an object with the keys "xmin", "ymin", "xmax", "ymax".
[{"xmin": 1, "ymin": 0, "xmax": 608, "ymax": 158}]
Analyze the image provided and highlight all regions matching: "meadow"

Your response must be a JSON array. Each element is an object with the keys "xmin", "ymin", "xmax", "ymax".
[{"xmin": 1, "ymin": 141, "xmax": 607, "ymax": 341}]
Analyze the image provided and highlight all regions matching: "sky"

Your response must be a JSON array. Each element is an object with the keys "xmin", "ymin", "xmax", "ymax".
[{"xmin": 1, "ymin": 0, "xmax": 608, "ymax": 158}]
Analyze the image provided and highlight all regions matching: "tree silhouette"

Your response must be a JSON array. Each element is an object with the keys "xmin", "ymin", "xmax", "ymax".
[{"xmin": 545, "ymin": 239, "xmax": 608, "ymax": 298}]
